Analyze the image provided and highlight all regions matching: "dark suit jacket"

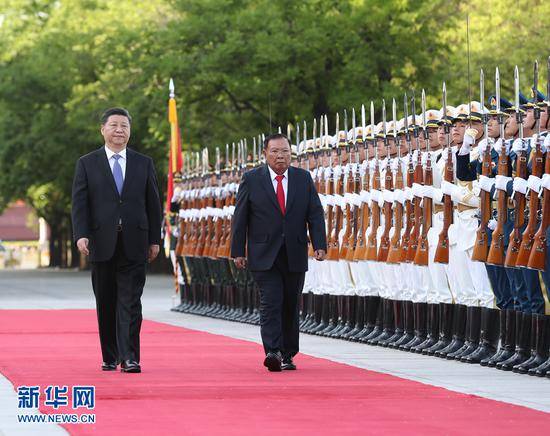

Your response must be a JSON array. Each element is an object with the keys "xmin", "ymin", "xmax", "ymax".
[
  {"xmin": 230, "ymin": 164, "xmax": 326, "ymax": 272},
  {"xmin": 71, "ymin": 147, "xmax": 162, "ymax": 262}
]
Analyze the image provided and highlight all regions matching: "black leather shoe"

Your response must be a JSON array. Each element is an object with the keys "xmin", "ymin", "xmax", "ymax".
[
  {"xmin": 282, "ymin": 357, "xmax": 296, "ymax": 371},
  {"xmin": 263, "ymin": 352, "xmax": 282, "ymax": 372},
  {"xmin": 120, "ymin": 360, "xmax": 141, "ymax": 373},
  {"xmin": 101, "ymin": 362, "xmax": 117, "ymax": 371}
]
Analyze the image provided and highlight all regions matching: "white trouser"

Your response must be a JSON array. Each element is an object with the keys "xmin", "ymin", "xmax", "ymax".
[
  {"xmin": 304, "ymin": 258, "xmax": 320, "ymax": 294},
  {"xmin": 323, "ymin": 260, "xmax": 354, "ymax": 296},
  {"xmin": 467, "ymin": 247, "xmax": 494, "ymax": 308},
  {"xmin": 447, "ymin": 209, "xmax": 493, "ymax": 307},
  {"xmin": 427, "ymin": 212, "xmax": 453, "ymax": 304}
]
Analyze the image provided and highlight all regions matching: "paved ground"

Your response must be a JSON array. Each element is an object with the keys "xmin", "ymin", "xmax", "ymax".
[{"xmin": 1, "ymin": 269, "xmax": 549, "ymax": 434}]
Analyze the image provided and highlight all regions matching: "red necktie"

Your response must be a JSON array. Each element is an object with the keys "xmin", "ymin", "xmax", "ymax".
[{"xmin": 275, "ymin": 174, "xmax": 286, "ymax": 215}]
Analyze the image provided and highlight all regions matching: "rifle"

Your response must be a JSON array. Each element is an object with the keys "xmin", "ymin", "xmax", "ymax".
[
  {"xmin": 407, "ymin": 92, "xmax": 424, "ymax": 262},
  {"xmin": 487, "ymin": 67, "xmax": 509, "ymax": 265},
  {"xmin": 195, "ymin": 186, "xmax": 209, "ymax": 257},
  {"xmin": 387, "ymin": 98, "xmax": 404, "ymax": 264},
  {"xmin": 327, "ymin": 114, "xmax": 343, "ymax": 260},
  {"xmin": 378, "ymin": 100, "xmax": 393, "ymax": 262},
  {"xmin": 434, "ymin": 83, "xmax": 454, "ymax": 264},
  {"xmin": 400, "ymin": 93, "xmax": 415, "ymax": 262},
  {"xmin": 471, "ymin": 69, "xmax": 492, "ymax": 263},
  {"xmin": 528, "ymin": 142, "xmax": 549, "ymax": 270},
  {"xmin": 516, "ymin": 61, "xmax": 544, "ymax": 267},
  {"xmin": 354, "ymin": 105, "xmax": 370, "ymax": 261},
  {"xmin": 339, "ymin": 110, "xmax": 354, "ymax": 259},
  {"xmin": 504, "ymin": 67, "xmax": 527, "ymax": 267},
  {"xmin": 344, "ymin": 109, "xmax": 360, "ymax": 261},
  {"xmin": 527, "ymin": 57, "xmax": 550, "ymax": 270},
  {"xmin": 414, "ymin": 89, "xmax": 432, "ymax": 266},
  {"xmin": 366, "ymin": 102, "xmax": 381, "ymax": 261}
]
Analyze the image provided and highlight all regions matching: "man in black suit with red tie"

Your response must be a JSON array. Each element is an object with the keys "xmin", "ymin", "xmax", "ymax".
[
  {"xmin": 231, "ymin": 133, "xmax": 327, "ymax": 372},
  {"xmin": 71, "ymin": 107, "xmax": 162, "ymax": 373}
]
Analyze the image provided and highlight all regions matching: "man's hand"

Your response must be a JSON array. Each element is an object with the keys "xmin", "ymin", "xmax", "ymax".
[
  {"xmin": 148, "ymin": 244, "xmax": 160, "ymax": 263},
  {"xmin": 234, "ymin": 257, "xmax": 247, "ymax": 269},
  {"xmin": 314, "ymin": 250, "xmax": 326, "ymax": 261},
  {"xmin": 77, "ymin": 238, "xmax": 89, "ymax": 256}
]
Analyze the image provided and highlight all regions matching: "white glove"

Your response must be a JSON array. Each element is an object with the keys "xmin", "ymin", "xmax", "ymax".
[
  {"xmin": 343, "ymin": 192, "xmax": 354, "ymax": 205},
  {"xmin": 421, "ymin": 185, "xmax": 434, "ymax": 199},
  {"xmin": 370, "ymin": 189, "xmax": 381, "ymax": 203},
  {"xmin": 478, "ymin": 137, "xmax": 494, "ymax": 155},
  {"xmin": 459, "ymin": 128, "xmax": 478, "ymax": 155},
  {"xmin": 542, "ymin": 174, "xmax": 550, "ymax": 191},
  {"xmin": 333, "ymin": 194, "xmax": 344, "ymax": 208},
  {"xmin": 478, "ymin": 175, "xmax": 495, "ymax": 193},
  {"xmin": 495, "ymin": 175, "xmax": 512, "ymax": 192},
  {"xmin": 383, "ymin": 190, "xmax": 394, "ymax": 203},
  {"xmin": 350, "ymin": 193, "xmax": 362, "ymax": 207},
  {"xmin": 325, "ymin": 195, "xmax": 334, "ymax": 207},
  {"xmin": 493, "ymin": 138, "xmax": 510, "ymax": 155},
  {"xmin": 393, "ymin": 189, "xmax": 406, "ymax": 205},
  {"xmin": 432, "ymin": 188, "xmax": 444, "ymax": 203},
  {"xmin": 513, "ymin": 177, "xmax": 528, "ymax": 194},
  {"xmin": 412, "ymin": 182, "xmax": 423, "ymax": 197},
  {"xmin": 404, "ymin": 187, "xmax": 414, "ymax": 201},
  {"xmin": 360, "ymin": 190, "xmax": 371, "ymax": 203},
  {"xmin": 440, "ymin": 180, "xmax": 456, "ymax": 196},
  {"xmin": 527, "ymin": 175, "xmax": 542, "ymax": 194},
  {"xmin": 488, "ymin": 218, "xmax": 497, "ymax": 231},
  {"xmin": 512, "ymin": 138, "xmax": 528, "ymax": 154},
  {"xmin": 544, "ymin": 134, "xmax": 550, "ymax": 152}
]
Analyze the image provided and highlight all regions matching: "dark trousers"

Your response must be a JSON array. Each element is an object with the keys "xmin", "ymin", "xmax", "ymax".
[
  {"xmin": 486, "ymin": 264, "xmax": 514, "ymax": 310},
  {"xmin": 252, "ymin": 246, "xmax": 305, "ymax": 358},
  {"xmin": 91, "ymin": 233, "xmax": 146, "ymax": 363}
]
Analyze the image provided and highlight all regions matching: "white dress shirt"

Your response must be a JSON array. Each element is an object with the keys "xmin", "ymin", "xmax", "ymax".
[
  {"xmin": 105, "ymin": 146, "xmax": 126, "ymax": 225},
  {"xmin": 268, "ymin": 165, "xmax": 288, "ymax": 206},
  {"xmin": 105, "ymin": 145, "xmax": 127, "ymax": 179}
]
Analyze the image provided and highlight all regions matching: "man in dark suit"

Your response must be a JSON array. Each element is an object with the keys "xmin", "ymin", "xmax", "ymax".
[
  {"xmin": 231, "ymin": 133, "xmax": 327, "ymax": 372},
  {"xmin": 71, "ymin": 107, "xmax": 162, "ymax": 373}
]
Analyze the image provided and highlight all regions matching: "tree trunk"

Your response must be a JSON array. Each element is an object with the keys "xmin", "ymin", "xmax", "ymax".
[{"xmin": 49, "ymin": 223, "xmax": 62, "ymax": 267}]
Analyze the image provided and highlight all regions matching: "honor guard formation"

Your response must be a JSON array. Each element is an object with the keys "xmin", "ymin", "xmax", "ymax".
[{"xmin": 168, "ymin": 58, "xmax": 550, "ymax": 378}]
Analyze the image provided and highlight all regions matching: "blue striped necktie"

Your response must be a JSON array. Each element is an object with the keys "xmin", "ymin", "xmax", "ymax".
[{"xmin": 112, "ymin": 154, "xmax": 124, "ymax": 195}]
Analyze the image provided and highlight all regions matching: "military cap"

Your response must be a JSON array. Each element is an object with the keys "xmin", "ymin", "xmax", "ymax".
[
  {"xmin": 488, "ymin": 95, "xmax": 512, "ymax": 116},
  {"xmin": 423, "ymin": 109, "xmax": 441, "ymax": 128},
  {"xmin": 438, "ymin": 105, "xmax": 456, "ymax": 125},
  {"xmin": 454, "ymin": 101, "xmax": 485, "ymax": 122}
]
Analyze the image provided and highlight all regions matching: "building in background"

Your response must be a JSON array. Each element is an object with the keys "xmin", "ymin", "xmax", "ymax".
[{"xmin": 0, "ymin": 201, "xmax": 48, "ymax": 269}]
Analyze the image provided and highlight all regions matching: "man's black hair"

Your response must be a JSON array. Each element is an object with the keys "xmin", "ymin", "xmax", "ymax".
[
  {"xmin": 263, "ymin": 133, "xmax": 290, "ymax": 150},
  {"xmin": 100, "ymin": 107, "xmax": 132, "ymax": 125}
]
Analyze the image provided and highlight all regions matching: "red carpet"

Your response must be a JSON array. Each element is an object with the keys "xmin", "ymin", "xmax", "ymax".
[{"xmin": 0, "ymin": 309, "xmax": 549, "ymax": 435}]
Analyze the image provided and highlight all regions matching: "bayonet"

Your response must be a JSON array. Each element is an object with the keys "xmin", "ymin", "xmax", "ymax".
[
  {"xmin": 422, "ymin": 89, "xmax": 430, "ymax": 151},
  {"xmin": 253, "ymin": 137, "xmax": 257, "ymax": 164},
  {"xmin": 371, "ymin": 101, "xmax": 378, "ymax": 160},
  {"xmin": 344, "ymin": 109, "xmax": 348, "ymax": 139},
  {"xmin": 352, "ymin": 107, "xmax": 357, "ymax": 147},
  {"xmin": 515, "ymin": 66, "xmax": 524, "ymax": 139},
  {"xmin": 296, "ymin": 123, "xmax": 301, "ymax": 158},
  {"xmin": 496, "ymin": 67, "xmax": 505, "ymax": 140},
  {"xmin": 534, "ymin": 60, "xmax": 541, "ymax": 138},
  {"xmin": 443, "ymin": 82, "xmax": 451, "ymax": 148},
  {"xmin": 481, "ymin": 68, "xmax": 488, "ymax": 142},
  {"xmin": 393, "ymin": 98, "xmax": 400, "ymax": 159}
]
